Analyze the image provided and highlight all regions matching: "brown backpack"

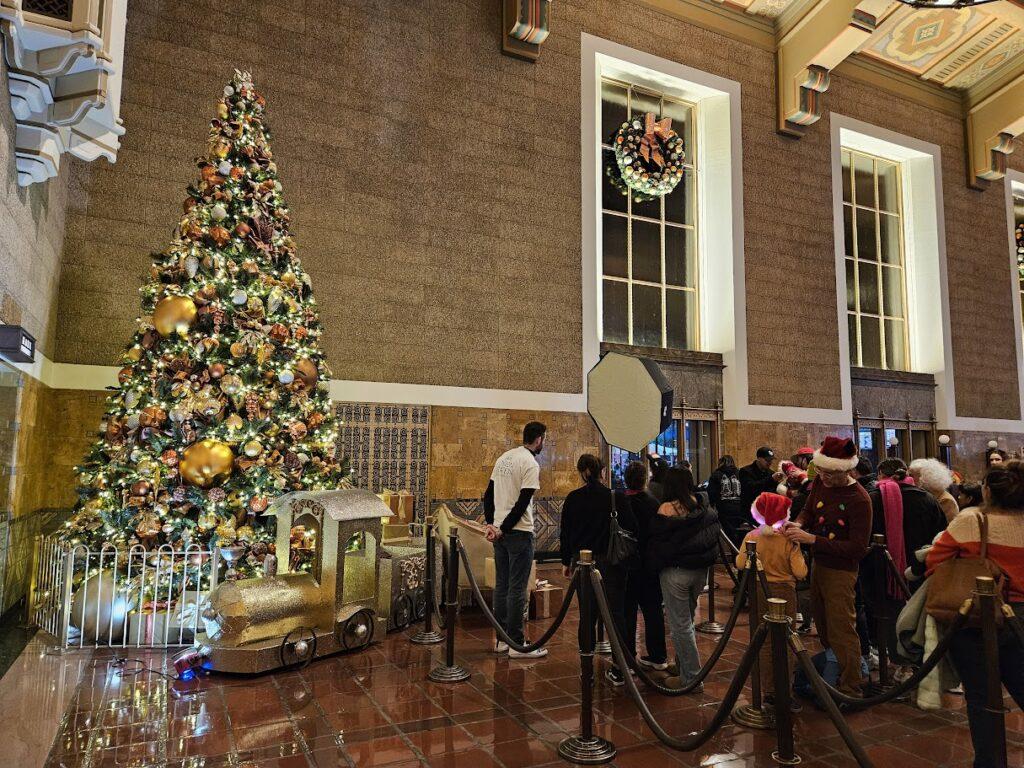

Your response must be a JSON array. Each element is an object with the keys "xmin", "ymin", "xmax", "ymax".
[{"xmin": 925, "ymin": 510, "xmax": 1006, "ymax": 627}]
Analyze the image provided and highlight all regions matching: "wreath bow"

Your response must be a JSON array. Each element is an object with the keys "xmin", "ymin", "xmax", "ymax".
[{"xmin": 639, "ymin": 114, "xmax": 676, "ymax": 168}]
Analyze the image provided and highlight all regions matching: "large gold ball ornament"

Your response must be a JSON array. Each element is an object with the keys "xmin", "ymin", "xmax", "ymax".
[
  {"xmin": 180, "ymin": 439, "xmax": 235, "ymax": 488},
  {"xmin": 153, "ymin": 296, "xmax": 198, "ymax": 337},
  {"xmin": 294, "ymin": 358, "xmax": 319, "ymax": 390}
]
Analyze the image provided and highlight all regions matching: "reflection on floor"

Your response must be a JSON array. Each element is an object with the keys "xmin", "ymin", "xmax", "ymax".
[{"xmin": 6, "ymin": 564, "xmax": 1019, "ymax": 767}]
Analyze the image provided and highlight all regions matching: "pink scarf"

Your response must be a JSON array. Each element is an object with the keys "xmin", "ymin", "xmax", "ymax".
[{"xmin": 878, "ymin": 477, "xmax": 914, "ymax": 599}]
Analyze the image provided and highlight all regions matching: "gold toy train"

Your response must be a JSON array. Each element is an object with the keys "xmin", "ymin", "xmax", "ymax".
[{"xmin": 200, "ymin": 488, "xmax": 426, "ymax": 674}]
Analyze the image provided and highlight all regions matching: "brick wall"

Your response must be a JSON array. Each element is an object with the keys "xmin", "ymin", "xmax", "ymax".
[{"xmin": 40, "ymin": 0, "xmax": 1024, "ymax": 421}]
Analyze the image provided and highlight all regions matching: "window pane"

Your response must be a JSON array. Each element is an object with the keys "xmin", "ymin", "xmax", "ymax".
[
  {"xmin": 666, "ymin": 289, "xmax": 696, "ymax": 350},
  {"xmin": 603, "ymin": 279, "xmax": 628, "ymax": 343},
  {"xmin": 848, "ymin": 313, "xmax": 859, "ymax": 366},
  {"xmin": 601, "ymin": 82, "xmax": 628, "ymax": 142},
  {"xmin": 878, "ymin": 160, "xmax": 899, "ymax": 213},
  {"xmin": 861, "ymin": 315, "xmax": 882, "ymax": 368},
  {"xmin": 911, "ymin": 431, "xmax": 929, "ymax": 460},
  {"xmin": 858, "ymin": 261, "xmax": 880, "ymax": 315},
  {"xmin": 631, "ymin": 219, "xmax": 661, "ymax": 283},
  {"xmin": 842, "ymin": 151, "xmax": 852, "ymax": 204},
  {"xmin": 632, "ymin": 284, "xmax": 662, "ymax": 347},
  {"xmin": 602, "ymin": 214, "xmax": 628, "ymax": 278},
  {"xmin": 843, "ymin": 204, "xmax": 853, "ymax": 257},
  {"xmin": 879, "ymin": 212, "xmax": 901, "ymax": 265},
  {"xmin": 602, "ymin": 148, "xmax": 628, "ymax": 214},
  {"xmin": 885, "ymin": 318, "xmax": 906, "ymax": 371},
  {"xmin": 630, "ymin": 89, "xmax": 660, "ymax": 120},
  {"xmin": 633, "ymin": 194, "xmax": 661, "ymax": 220},
  {"xmin": 661, "ymin": 98, "xmax": 693, "ymax": 162},
  {"xmin": 665, "ymin": 172, "xmax": 695, "ymax": 225},
  {"xmin": 882, "ymin": 266, "xmax": 904, "ymax": 319},
  {"xmin": 846, "ymin": 258, "xmax": 856, "ymax": 310},
  {"xmin": 856, "ymin": 208, "xmax": 878, "ymax": 261},
  {"xmin": 665, "ymin": 226, "xmax": 696, "ymax": 288},
  {"xmin": 854, "ymin": 153, "xmax": 875, "ymax": 208}
]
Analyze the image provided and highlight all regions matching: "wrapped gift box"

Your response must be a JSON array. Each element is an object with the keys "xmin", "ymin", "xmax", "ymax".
[
  {"xmin": 127, "ymin": 610, "xmax": 193, "ymax": 644},
  {"xmin": 529, "ymin": 584, "xmax": 564, "ymax": 619}
]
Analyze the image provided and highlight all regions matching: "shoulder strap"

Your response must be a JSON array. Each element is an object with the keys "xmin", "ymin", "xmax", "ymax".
[{"xmin": 979, "ymin": 510, "xmax": 989, "ymax": 560}]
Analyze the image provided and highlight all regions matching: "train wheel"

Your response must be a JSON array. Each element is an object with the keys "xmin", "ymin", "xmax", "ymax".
[
  {"xmin": 340, "ymin": 609, "xmax": 375, "ymax": 650},
  {"xmin": 412, "ymin": 587, "xmax": 427, "ymax": 620},
  {"xmin": 279, "ymin": 626, "xmax": 318, "ymax": 670},
  {"xmin": 391, "ymin": 593, "xmax": 413, "ymax": 630}
]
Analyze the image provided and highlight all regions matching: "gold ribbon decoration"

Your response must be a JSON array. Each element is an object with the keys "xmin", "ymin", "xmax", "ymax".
[{"xmin": 638, "ymin": 113, "xmax": 676, "ymax": 168}]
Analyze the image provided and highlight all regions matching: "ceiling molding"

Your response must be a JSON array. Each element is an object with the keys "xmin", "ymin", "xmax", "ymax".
[
  {"xmin": 966, "ymin": 66, "xmax": 1024, "ymax": 187},
  {"xmin": 637, "ymin": 0, "xmax": 776, "ymax": 51},
  {"xmin": 837, "ymin": 54, "xmax": 964, "ymax": 118}
]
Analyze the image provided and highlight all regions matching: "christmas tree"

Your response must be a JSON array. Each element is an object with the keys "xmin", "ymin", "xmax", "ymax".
[{"xmin": 62, "ymin": 71, "xmax": 348, "ymax": 570}]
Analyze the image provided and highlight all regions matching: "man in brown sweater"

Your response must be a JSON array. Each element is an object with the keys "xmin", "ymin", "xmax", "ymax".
[{"xmin": 784, "ymin": 436, "xmax": 872, "ymax": 697}]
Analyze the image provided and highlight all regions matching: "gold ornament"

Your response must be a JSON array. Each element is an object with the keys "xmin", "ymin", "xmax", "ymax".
[
  {"xmin": 220, "ymin": 374, "xmax": 243, "ymax": 395},
  {"xmin": 180, "ymin": 439, "xmax": 235, "ymax": 488},
  {"xmin": 294, "ymin": 358, "xmax": 319, "ymax": 390},
  {"xmin": 243, "ymin": 440, "xmax": 263, "ymax": 458},
  {"xmin": 225, "ymin": 413, "xmax": 244, "ymax": 430},
  {"xmin": 153, "ymin": 296, "xmax": 198, "ymax": 337},
  {"xmin": 139, "ymin": 406, "xmax": 167, "ymax": 427}
]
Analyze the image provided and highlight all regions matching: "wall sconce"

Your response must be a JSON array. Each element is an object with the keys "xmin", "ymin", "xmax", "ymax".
[
  {"xmin": 0, "ymin": 325, "xmax": 35, "ymax": 363},
  {"xmin": 988, "ymin": 439, "xmax": 999, "ymax": 450},
  {"xmin": 938, "ymin": 434, "xmax": 951, "ymax": 467}
]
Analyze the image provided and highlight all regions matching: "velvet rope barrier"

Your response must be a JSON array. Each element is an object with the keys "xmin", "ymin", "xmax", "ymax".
[
  {"xmin": 611, "ymin": 567, "xmax": 752, "ymax": 696},
  {"xmin": 882, "ymin": 548, "xmax": 913, "ymax": 601},
  {"xmin": 591, "ymin": 567, "xmax": 770, "ymax": 751},
  {"xmin": 787, "ymin": 605, "xmax": 971, "ymax": 710},
  {"xmin": 456, "ymin": 539, "xmax": 576, "ymax": 653},
  {"xmin": 788, "ymin": 630, "xmax": 875, "ymax": 768},
  {"xmin": 719, "ymin": 532, "xmax": 741, "ymax": 586}
]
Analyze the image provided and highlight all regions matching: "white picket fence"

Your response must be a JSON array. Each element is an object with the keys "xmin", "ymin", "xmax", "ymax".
[{"xmin": 29, "ymin": 536, "xmax": 220, "ymax": 648}]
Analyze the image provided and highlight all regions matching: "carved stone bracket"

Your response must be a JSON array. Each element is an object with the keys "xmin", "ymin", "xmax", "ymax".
[
  {"xmin": 0, "ymin": 0, "xmax": 125, "ymax": 185},
  {"xmin": 501, "ymin": 0, "xmax": 552, "ymax": 62},
  {"xmin": 966, "ymin": 69, "xmax": 1024, "ymax": 189},
  {"xmin": 776, "ymin": 0, "xmax": 893, "ymax": 137}
]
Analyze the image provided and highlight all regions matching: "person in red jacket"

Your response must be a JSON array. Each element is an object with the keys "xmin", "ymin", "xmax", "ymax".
[{"xmin": 783, "ymin": 436, "xmax": 872, "ymax": 697}]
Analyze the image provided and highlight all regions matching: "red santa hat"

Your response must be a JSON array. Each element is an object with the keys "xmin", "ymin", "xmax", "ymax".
[
  {"xmin": 812, "ymin": 436, "xmax": 859, "ymax": 472},
  {"xmin": 793, "ymin": 446, "xmax": 815, "ymax": 459},
  {"xmin": 752, "ymin": 491, "xmax": 791, "ymax": 529}
]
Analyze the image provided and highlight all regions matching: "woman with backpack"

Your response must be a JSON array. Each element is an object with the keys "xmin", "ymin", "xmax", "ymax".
[
  {"xmin": 926, "ymin": 461, "xmax": 1024, "ymax": 768},
  {"xmin": 648, "ymin": 467, "xmax": 722, "ymax": 691},
  {"xmin": 708, "ymin": 455, "xmax": 744, "ymax": 546}
]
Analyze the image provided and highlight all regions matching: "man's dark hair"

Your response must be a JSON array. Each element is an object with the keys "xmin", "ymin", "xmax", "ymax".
[
  {"xmin": 624, "ymin": 461, "xmax": 648, "ymax": 491},
  {"xmin": 855, "ymin": 457, "xmax": 873, "ymax": 477},
  {"xmin": 523, "ymin": 421, "xmax": 547, "ymax": 444}
]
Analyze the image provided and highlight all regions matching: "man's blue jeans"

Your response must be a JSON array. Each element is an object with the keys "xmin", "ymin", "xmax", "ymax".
[{"xmin": 493, "ymin": 531, "xmax": 534, "ymax": 645}]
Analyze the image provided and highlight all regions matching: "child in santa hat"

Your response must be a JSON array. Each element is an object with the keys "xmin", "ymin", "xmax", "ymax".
[{"xmin": 736, "ymin": 492, "xmax": 808, "ymax": 707}]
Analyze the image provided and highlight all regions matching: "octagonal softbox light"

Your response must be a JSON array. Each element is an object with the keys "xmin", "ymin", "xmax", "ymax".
[{"xmin": 587, "ymin": 352, "xmax": 673, "ymax": 453}]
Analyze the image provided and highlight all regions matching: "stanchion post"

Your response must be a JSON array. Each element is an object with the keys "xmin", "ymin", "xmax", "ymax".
[
  {"xmin": 411, "ymin": 521, "xmax": 443, "ymax": 645},
  {"xmin": 697, "ymin": 560, "xmax": 725, "ymax": 635},
  {"xmin": 732, "ymin": 542, "xmax": 774, "ymax": 730},
  {"xmin": 594, "ymin": 617, "xmax": 611, "ymax": 655},
  {"xmin": 428, "ymin": 530, "xmax": 470, "ymax": 683},
  {"xmin": 766, "ymin": 598, "xmax": 800, "ymax": 765},
  {"xmin": 976, "ymin": 576, "xmax": 1007, "ymax": 768},
  {"xmin": 867, "ymin": 534, "xmax": 892, "ymax": 693},
  {"xmin": 558, "ymin": 550, "xmax": 615, "ymax": 765}
]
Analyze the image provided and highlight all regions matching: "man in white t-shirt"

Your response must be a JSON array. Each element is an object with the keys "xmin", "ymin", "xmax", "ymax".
[{"xmin": 483, "ymin": 421, "xmax": 547, "ymax": 659}]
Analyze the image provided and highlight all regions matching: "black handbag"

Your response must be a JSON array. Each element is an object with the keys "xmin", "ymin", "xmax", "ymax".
[{"xmin": 606, "ymin": 492, "xmax": 640, "ymax": 568}]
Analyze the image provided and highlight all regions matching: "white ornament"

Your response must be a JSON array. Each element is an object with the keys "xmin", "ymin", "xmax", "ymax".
[
  {"xmin": 224, "ymin": 86, "xmax": 234, "ymax": 97},
  {"xmin": 126, "ymin": 414, "xmax": 140, "ymax": 431},
  {"xmin": 211, "ymin": 204, "xmax": 228, "ymax": 222},
  {"xmin": 278, "ymin": 370, "xmax": 295, "ymax": 385},
  {"xmin": 218, "ymin": 161, "xmax": 232, "ymax": 176},
  {"xmin": 162, "ymin": 524, "xmax": 174, "ymax": 534},
  {"xmin": 185, "ymin": 256, "xmax": 199, "ymax": 278},
  {"xmin": 231, "ymin": 289, "xmax": 247, "ymax": 305},
  {"xmin": 124, "ymin": 391, "xmax": 140, "ymax": 409},
  {"xmin": 169, "ymin": 408, "xmax": 187, "ymax": 423}
]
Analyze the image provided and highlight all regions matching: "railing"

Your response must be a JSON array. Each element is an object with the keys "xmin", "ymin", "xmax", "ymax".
[{"xmin": 29, "ymin": 534, "xmax": 219, "ymax": 648}]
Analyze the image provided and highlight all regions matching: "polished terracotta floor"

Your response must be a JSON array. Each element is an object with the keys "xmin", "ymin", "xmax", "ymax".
[{"xmin": 35, "ymin": 564, "xmax": 1024, "ymax": 767}]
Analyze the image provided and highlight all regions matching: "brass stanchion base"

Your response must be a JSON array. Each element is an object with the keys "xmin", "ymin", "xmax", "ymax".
[
  {"xmin": 863, "ymin": 680, "xmax": 905, "ymax": 699},
  {"xmin": 557, "ymin": 735, "xmax": 616, "ymax": 764},
  {"xmin": 410, "ymin": 629, "xmax": 444, "ymax": 645},
  {"xmin": 428, "ymin": 664, "xmax": 470, "ymax": 683},
  {"xmin": 594, "ymin": 640, "xmax": 611, "ymax": 655},
  {"xmin": 731, "ymin": 703, "xmax": 775, "ymax": 730},
  {"xmin": 696, "ymin": 621, "xmax": 726, "ymax": 635},
  {"xmin": 771, "ymin": 751, "xmax": 802, "ymax": 765}
]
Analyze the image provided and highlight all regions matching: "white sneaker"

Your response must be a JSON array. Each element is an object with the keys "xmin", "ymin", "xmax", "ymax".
[
  {"xmin": 494, "ymin": 641, "xmax": 509, "ymax": 654},
  {"xmin": 509, "ymin": 647, "xmax": 548, "ymax": 659}
]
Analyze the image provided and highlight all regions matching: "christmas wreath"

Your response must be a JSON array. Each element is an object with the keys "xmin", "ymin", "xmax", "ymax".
[{"xmin": 608, "ymin": 112, "xmax": 686, "ymax": 203}]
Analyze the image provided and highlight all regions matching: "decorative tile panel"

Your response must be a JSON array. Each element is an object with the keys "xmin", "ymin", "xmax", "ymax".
[{"xmin": 431, "ymin": 497, "xmax": 565, "ymax": 555}]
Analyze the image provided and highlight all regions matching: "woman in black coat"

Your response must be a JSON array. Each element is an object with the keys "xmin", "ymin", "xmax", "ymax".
[
  {"xmin": 648, "ymin": 467, "xmax": 721, "ymax": 690},
  {"xmin": 559, "ymin": 453, "xmax": 637, "ymax": 685}
]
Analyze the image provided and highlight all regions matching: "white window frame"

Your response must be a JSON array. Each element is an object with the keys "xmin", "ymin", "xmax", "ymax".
[{"xmin": 832, "ymin": 115, "xmax": 1024, "ymax": 431}]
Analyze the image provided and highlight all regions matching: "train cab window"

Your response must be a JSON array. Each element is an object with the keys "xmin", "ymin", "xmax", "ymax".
[{"xmin": 290, "ymin": 514, "xmax": 321, "ymax": 582}]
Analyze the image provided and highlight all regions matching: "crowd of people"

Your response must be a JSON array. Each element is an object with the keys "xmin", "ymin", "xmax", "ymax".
[{"xmin": 482, "ymin": 422, "xmax": 1024, "ymax": 768}]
